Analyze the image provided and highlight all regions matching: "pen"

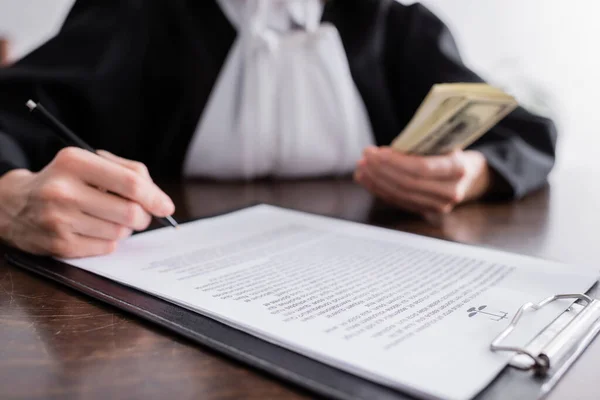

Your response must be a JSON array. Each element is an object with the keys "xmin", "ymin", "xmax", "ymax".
[{"xmin": 26, "ymin": 100, "xmax": 179, "ymax": 229}]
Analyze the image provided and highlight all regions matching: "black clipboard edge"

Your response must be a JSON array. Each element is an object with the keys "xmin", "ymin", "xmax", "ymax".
[{"xmin": 5, "ymin": 250, "xmax": 413, "ymax": 400}]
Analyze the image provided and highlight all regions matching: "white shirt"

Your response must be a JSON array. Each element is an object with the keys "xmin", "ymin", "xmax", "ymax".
[{"xmin": 183, "ymin": 0, "xmax": 375, "ymax": 179}]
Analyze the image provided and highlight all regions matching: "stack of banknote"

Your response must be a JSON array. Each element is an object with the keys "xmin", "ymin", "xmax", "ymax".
[{"xmin": 391, "ymin": 83, "xmax": 518, "ymax": 155}]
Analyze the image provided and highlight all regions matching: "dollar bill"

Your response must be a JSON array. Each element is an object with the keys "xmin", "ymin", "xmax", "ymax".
[{"xmin": 391, "ymin": 84, "xmax": 518, "ymax": 155}]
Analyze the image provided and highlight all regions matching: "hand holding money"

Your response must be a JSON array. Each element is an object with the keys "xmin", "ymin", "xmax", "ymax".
[
  {"xmin": 355, "ymin": 147, "xmax": 491, "ymax": 215},
  {"xmin": 354, "ymin": 83, "xmax": 515, "ymax": 214}
]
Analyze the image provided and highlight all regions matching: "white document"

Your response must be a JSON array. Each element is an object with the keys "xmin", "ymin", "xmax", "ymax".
[{"xmin": 66, "ymin": 205, "xmax": 598, "ymax": 400}]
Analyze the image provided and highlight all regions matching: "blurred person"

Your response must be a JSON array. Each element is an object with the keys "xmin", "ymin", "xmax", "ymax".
[{"xmin": 0, "ymin": 0, "xmax": 556, "ymax": 258}]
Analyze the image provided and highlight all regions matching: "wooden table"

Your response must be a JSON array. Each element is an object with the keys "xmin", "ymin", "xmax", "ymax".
[{"xmin": 2, "ymin": 174, "xmax": 600, "ymax": 400}]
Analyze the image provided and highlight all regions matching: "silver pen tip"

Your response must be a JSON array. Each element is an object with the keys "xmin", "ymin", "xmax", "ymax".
[{"xmin": 165, "ymin": 215, "xmax": 179, "ymax": 229}]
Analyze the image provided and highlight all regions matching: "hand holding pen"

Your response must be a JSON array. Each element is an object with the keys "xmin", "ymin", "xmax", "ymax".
[{"xmin": 0, "ymin": 100, "xmax": 178, "ymax": 259}]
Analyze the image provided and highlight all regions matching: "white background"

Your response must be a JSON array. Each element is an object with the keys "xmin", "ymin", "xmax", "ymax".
[{"xmin": 0, "ymin": 0, "xmax": 598, "ymax": 176}]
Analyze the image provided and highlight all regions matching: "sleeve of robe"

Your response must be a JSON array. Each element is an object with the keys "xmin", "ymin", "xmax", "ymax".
[
  {"xmin": 383, "ymin": 2, "xmax": 558, "ymax": 200},
  {"xmin": 0, "ymin": 0, "xmax": 161, "ymax": 177}
]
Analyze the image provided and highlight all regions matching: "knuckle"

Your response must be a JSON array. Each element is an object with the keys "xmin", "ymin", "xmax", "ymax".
[
  {"xmin": 132, "ymin": 162, "xmax": 149, "ymax": 177},
  {"xmin": 115, "ymin": 225, "xmax": 133, "ymax": 240},
  {"xmin": 140, "ymin": 212, "xmax": 152, "ymax": 230},
  {"xmin": 442, "ymin": 205, "xmax": 453, "ymax": 214},
  {"xmin": 455, "ymin": 187, "xmax": 467, "ymax": 203},
  {"xmin": 447, "ymin": 188, "xmax": 462, "ymax": 204},
  {"xmin": 39, "ymin": 209, "xmax": 69, "ymax": 232},
  {"xmin": 123, "ymin": 202, "xmax": 145, "ymax": 228},
  {"xmin": 436, "ymin": 204, "xmax": 450, "ymax": 213},
  {"xmin": 123, "ymin": 172, "xmax": 144, "ymax": 200},
  {"xmin": 451, "ymin": 153, "xmax": 468, "ymax": 177},
  {"xmin": 119, "ymin": 202, "xmax": 151, "ymax": 230},
  {"xmin": 106, "ymin": 241, "xmax": 118, "ymax": 254},
  {"xmin": 417, "ymin": 160, "xmax": 433, "ymax": 176},
  {"xmin": 442, "ymin": 185, "xmax": 465, "ymax": 204},
  {"xmin": 455, "ymin": 162, "xmax": 467, "ymax": 177},
  {"xmin": 37, "ymin": 180, "xmax": 76, "ymax": 203},
  {"xmin": 54, "ymin": 147, "xmax": 85, "ymax": 169}
]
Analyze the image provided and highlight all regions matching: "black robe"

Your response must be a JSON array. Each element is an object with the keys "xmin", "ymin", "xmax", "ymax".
[{"xmin": 0, "ymin": 0, "xmax": 557, "ymax": 200}]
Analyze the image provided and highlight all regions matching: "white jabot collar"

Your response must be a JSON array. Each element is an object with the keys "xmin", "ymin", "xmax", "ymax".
[{"xmin": 217, "ymin": 0, "xmax": 324, "ymax": 33}]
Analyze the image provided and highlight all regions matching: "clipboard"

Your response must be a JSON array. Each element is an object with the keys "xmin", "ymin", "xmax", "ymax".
[{"xmin": 5, "ymin": 248, "xmax": 600, "ymax": 400}]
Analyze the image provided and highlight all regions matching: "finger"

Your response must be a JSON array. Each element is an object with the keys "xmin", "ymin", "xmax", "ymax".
[
  {"xmin": 356, "ymin": 168, "xmax": 423, "ymax": 214},
  {"xmin": 36, "ymin": 232, "xmax": 117, "ymax": 259},
  {"xmin": 358, "ymin": 165, "xmax": 453, "ymax": 214},
  {"xmin": 96, "ymin": 150, "xmax": 152, "ymax": 181},
  {"xmin": 61, "ymin": 235, "xmax": 117, "ymax": 259},
  {"xmin": 52, "ymin": 148, "xmax": 173, "ymax": 217},
  {"xmin": 363, "ymin": 155, "xmax": 466, "ymax": 204},
  {"xmin": 366, "ymin": 147, "xmax": 466, "ymax": 180},
  {"xmin": 71, "ymin": 212, "xmax": 133, "ymax": 241},
  {"xmin": 75, "ymin": 181, "xmax": 152, "ymax": 231}
]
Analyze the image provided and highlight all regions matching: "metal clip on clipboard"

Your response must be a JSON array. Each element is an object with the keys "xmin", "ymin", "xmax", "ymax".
[{"xmin": 490, "ymin": 294, "xmax": 600, "ymax": 379}]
